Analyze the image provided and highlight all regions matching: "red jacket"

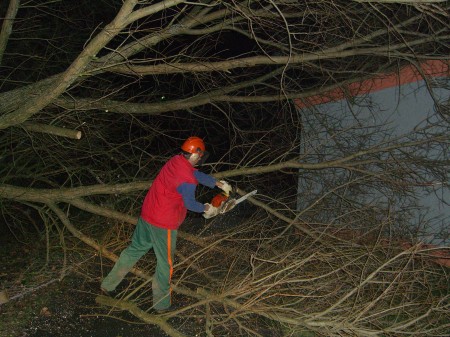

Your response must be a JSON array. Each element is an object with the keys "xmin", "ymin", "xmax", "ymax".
[{"xmin": 140, "ymin": 155, "xmax": 198, "ymax": 229}]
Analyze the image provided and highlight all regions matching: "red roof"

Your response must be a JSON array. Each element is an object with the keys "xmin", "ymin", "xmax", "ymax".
[{"xmin": 295, "ymin": 60, "xmax": 450, "ymax": 109}]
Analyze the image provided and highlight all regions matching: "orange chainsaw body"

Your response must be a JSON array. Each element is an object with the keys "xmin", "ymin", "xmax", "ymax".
[{"xmin": 211, "ymin": 193, "xmax": 229, "ymax": 207}]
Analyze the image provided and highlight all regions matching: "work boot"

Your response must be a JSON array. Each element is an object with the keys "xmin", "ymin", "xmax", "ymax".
[
  {"xmin": 100, "ymin": 287, "xmax": 119, "ymax": 297},
  {"xmin": 155, "ymin": 307, "xmax": 172, "ymax": 314},
  {"xmin": 154, "ymin": 302, "xmax": 185, "ymax": 314}
]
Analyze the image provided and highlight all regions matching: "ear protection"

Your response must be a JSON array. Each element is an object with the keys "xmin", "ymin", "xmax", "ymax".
[
  {"xmin": 190, "ymin": 153, "xmax": 200, "ymax": 161},
  {"xmin": 187, "ymin": 151, "xmax": 209, "ymax": 166}
]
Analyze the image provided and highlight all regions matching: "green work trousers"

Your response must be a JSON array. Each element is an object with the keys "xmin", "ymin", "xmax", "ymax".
[{"xmin": 101, "ymin": 217, "xmax": 177, "ymax": 311}]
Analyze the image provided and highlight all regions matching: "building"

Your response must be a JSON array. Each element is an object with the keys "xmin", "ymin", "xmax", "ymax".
[{"xmin": 294, "ymin": 61, "xmax": 449, "ymax": 253}]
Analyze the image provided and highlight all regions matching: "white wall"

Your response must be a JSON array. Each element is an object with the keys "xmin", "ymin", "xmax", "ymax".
[{"xmin": 298, "ymin": 77, "xmax": 449, "ymax": 245}]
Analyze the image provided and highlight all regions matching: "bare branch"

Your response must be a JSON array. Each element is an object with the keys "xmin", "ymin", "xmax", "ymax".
[{"xmin": 0, "ymin": 0, "xmax": 19, "ymax": 65}]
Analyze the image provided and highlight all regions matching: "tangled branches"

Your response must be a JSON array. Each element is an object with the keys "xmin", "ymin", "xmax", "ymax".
[{"xmin": 92, "ymin": 205, "xmax": 448, "ymax": 337}]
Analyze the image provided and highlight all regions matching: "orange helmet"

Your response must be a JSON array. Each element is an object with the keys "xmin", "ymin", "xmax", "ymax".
[{"xmin": 181, "ymin": 136, "xmax": 206, "ymax": 156}]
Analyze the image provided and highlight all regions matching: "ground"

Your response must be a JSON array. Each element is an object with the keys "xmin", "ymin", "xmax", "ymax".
[
  {"xmin": 0, "ymin": 237, "xmax": 181, "ymax": 337},
  {"xmin": 0, "ymin": 206, "xmax": 273, "ymax": 337}
]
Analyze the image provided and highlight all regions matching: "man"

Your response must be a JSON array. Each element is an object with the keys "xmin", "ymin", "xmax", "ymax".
[{"xmin": 101, "ymin": 136, "xmax": 231, "ymax": 312}]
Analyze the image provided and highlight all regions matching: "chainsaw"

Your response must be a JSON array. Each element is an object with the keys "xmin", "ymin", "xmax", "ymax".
[{"xmin": 211, "ymin": 189, "xmax": 257, "ymax": 214}]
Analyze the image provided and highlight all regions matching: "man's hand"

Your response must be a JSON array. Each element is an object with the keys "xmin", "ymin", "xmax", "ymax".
[
  {"xmin": 218, "ymin": 180, "xmax": 232, "ymax": 196},
  {"xmin": 203, "ymin": 203, "xmax": 219, "ymax": 219}
]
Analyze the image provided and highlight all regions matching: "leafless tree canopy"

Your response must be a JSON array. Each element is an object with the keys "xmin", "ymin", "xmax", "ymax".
[{"xmin": 0, "ymin": 1, "xmax": 448, "ymax": 336}]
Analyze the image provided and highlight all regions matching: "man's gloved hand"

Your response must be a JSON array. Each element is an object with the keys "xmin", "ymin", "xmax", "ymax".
[
  {"xmin": 219, "ymin": 180, "xmax": 232, "ymax": 196},
  {"xmin": 203, "ymin": 203, "xmax": 219, "ymax": 219}
]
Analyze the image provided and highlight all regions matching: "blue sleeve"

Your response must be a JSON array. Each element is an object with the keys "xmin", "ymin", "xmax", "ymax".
[
  {"xmin": 194, "ymin": 170, "xmax": 216, "ymax": 188},
  {"xmin": 177, "ymin": 183, "xmax": 205, "ymax": 213}
]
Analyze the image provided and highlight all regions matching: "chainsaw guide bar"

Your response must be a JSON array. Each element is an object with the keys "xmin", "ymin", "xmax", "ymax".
[{"xmin": 219, "ymin": 189, "xmax": 257, "ymax": 214}]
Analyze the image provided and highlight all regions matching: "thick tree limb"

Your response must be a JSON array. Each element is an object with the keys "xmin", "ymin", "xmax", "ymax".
[
  {"xmin": 53, "ymin": 68, "xmax": 284, "ymax": 114},
  {"xmin": 106, "ymin": 37, "xmax": 449, "ymax": 76},
  {"xmin": 0, "ymin": 0, "xmax": 20, "ymax": 65},
  {"xmin": 95, "ymin": 295, "xmax": 187, "ymax": 337},
  {"xmin": 1, "ymin": 130, "xmax": 444, "ymax": 204},
  {"xmin": 0, "ymin": 0, "xmax": 139, "ymax": 130},
  {"xmin": 0, "ymin": 181, "xmax": 150, "ymax": 202},
  {"xmin": 21, "ymin": 122, "xmax": 82, "ymax": 140}
]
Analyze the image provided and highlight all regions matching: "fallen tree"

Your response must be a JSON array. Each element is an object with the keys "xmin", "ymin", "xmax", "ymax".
[
  {"xmin": 2, "ymin": 177, "xmax": 448, "ymax": 336},
  {"xmin": 1, "ymin": 1, "xmax": 449, "ymax": 336},
  {"xmin": 84, "ymin": 196, "xmax": 450, "ymax": 336}
]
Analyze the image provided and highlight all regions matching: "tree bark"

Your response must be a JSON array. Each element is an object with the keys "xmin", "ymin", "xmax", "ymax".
[
  {"xmin": 0, "ymin": 0, "xmax": 19, "ymax": 65},
  {"xmin": 21, "ymin": 122, "xmax": 82, "ymax": 140}
]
